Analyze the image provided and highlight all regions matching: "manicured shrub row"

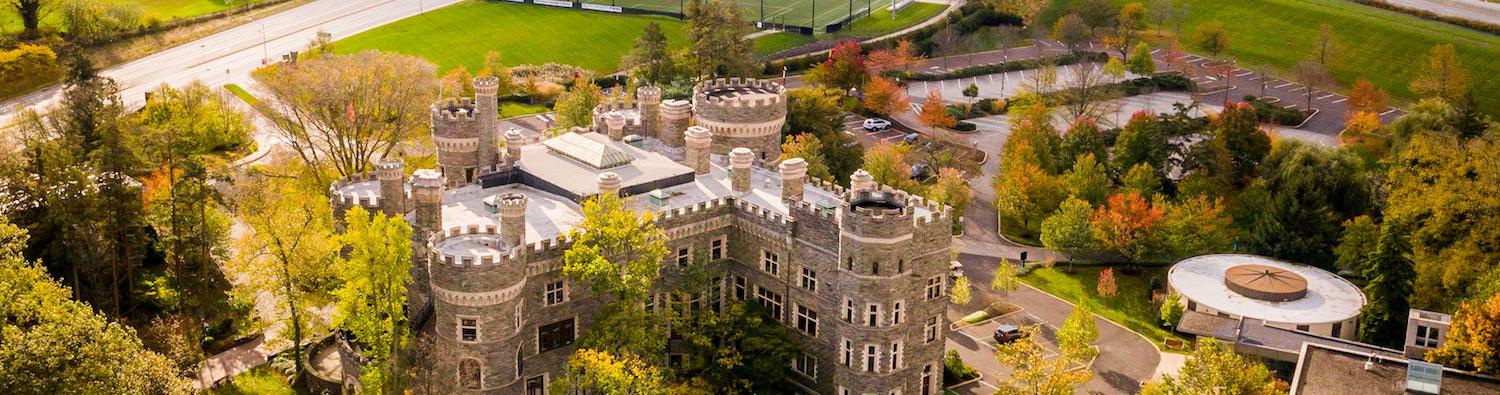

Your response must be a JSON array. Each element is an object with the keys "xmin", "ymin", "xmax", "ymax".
[
  {"xmin": 1243, "ymin": 95, "xmax": 1309, "ymax": 126},
  {"xmin": 892, "ymin": 52, "xmax": 1109, "ymax": 81}
]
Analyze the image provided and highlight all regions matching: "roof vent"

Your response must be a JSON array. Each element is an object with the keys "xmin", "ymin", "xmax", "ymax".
[
  {"xmin": 649, "ymin": 189, "xmax": 669, "ymax": 207},
  {"xmin": 1406, "ymin": 360, "xmax": 1443, "ymax": 394}
]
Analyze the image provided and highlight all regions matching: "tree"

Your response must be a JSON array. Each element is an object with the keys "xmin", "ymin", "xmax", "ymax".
[
  {"xmin": 136, "ymin": 82, "xmax": 253, "ymax": 157},
  {"xmin": 868, "ymin": 39, "xmax": 923, "ymax": 72},
  {"xmin": 1052, "ymin": 14, "xmax": 1091, "ymax": 54},
  {"xmin": 1121, "ymin": 162, "xmax": 1160, "ymax": 199},
  {"xmin": 1346, "ymin": 79, "xmax": 1388, "ymax": 118},
  {"xmin": 1113, "ymin": 2, "xmax": 1146, "ymax": 57},
  {"xmin": 1003, "ymin": 102, "xmax": 1062, "ymax": 174},
  {"xmin": 806, "ymin": 40, "xmax": 867, "ymax": 90},
  {"xmin": 624, "ymin": 22, "xmax": 676, "ymax": 85},
  {"xmin": 1064, "ymin": 153, "xmax": 1110, "ymax": 205},
  {"xmin": 1210, "ymin": 102, "xmax": 1271, "ymax": 182},
  {"xmin": 7, "ymin": 0, "xmax": 49, "ymax": 39},
  {"xmin": 993, "ymin": 259, "xmax": 1020, "ymax": 294},
  {"xmin": 476, "ymin": 51, "xmax": 514, "ymax": 95},
  {"xmin": 440, "ymin": 66, "xmax": 476, "ymax": 98},
  {"xmin": 993, "ymin": 325, "xmax": 1092, "ymax": 395},
  {"xmin": 1192, "ymin": 21, "xmax": 1229, "ymax": 58},
  {"xmin": 229, "ymin": 161, "xmax": 339, "ymax": 381},
  {"xmin": 963, "ymin": 83, "xmax": 979, "ymax": 103},
  {"xmin": 1427, "ymin": 292, "xmax": 1500, "ymax": 375},
  {"xmin": 930, "ymin": 26, "xmax": 966, "ymax": 68},
  {"xmin": 860, "ymin": 76, "xmax": 909, "ymax": 116},
  {"xmin": 1359, "ymin": 219, "xmax": 1415, "ymax": 348},
  {"xmin": 1409, "ymin": 44, "xmax": 1470, "ymax": 105},
  {"xmin": 256, "ymin": 51, "xmax": 438, "ymax": 181},
  {"xmin": 1103, "ymin": 57, "xmax": 1126, "ymax": 83},
  {"xmin": 780, "ymin": 134, "xmax": 833, "ymax": 181},
  {"xmin": 785, "ymin": 86, "xmax": 862, "ymax": 182},
  {"xmin": 1096, "ymin": 269, "xmax": 1118, "ymax": 297},
  {"xmin": 1293, "ymin": 58, "xmax": 1330, "ymax": 110},
  {"xmin": 1140, "ymin": 339, "xmax": 1279, "ymax": 395},
  {"xmin": 552, "ymin": 349, "xmax": 670, "ymax": 395},
  {"xmin": 685, "ymin": 0, "xmax": 755, "ymax": 77},
  {"xmin": 951, "ymin": 275, "xmax": 973, "ymax": 306},
  {"xmin": 1059, "ymin": 57, "xmax": 1111, "ymax": 118},
  {"xmin": 1041, "ymin": 197, "xmax": 1098, "ymax": 259},
  {"xmin": 1059, "ymin": 303, "xmax": 1100, "ymax": 361},
  {"xmin": 1333, "ymin": 215, "xmax": 1378, "ymax": 274},
  {"xmin": 1156, "ymin": 196, "xmax": 1235, "ymax": 260},
  {"xmin": 1240, "ymin": 141, "xmax": 1372, "ymax": 269},
  {"xmin": 1112, "ymin": 111, "xmax": 1171, "ymax": 176},
  {"xmin": 997, "ymin": 161, "xmax": 1066, "ymax": 238},
  {"xmin": 1159, "ymin": 292, "xmax": 1184, "ymax": 328},
  {"xmin": 927, "ymin": 167, "xmax": 973, "ymax": 233},
  {"xmin": 554, "ymin": 77, "xmax": 605, "ymax": 129},
  {"xmin": 1148, "ymin": 0, "xmax": 1188, "ymax": 36},
  {"xmin": 1312, "ymin": 23, "xmax": 1337, "ymax": 66},
  {"xmin": 918, "ymin": 89, "xmax": 956, "ymax": 130},
  {"xmin": 673, "ymin": 300, "xmax": 800, "ymax": 392},
  {"xmin": 1126, "ymin": 42, "xmax": 1156, "ymax": 76},
  {"xmin": 995, "ymin": 0, "xmax": 1049, "ymax": 26},
  {"xmin": 562, "ymin": 194, "xmax": 670, "ymax": 357},
  {"xmin": 335, "ymin": 206, "xmax": 414, "ymax": 394},
  {"xmin": 1090, "ymin": 192, "xmax": 1164, "ymax": 263},
  {"xmin": 1060, "ymin": 118, "xmax": 1107, "ymax": 173},
  {"xmin": 862, "ymin": 141, "xmax": 920, "ymax": 193}
]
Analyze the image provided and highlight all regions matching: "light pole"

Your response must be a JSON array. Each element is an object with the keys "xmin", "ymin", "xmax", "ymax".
[{"xmin": 260, "ymin": 23, "xmax": 269, "ymax": 63}]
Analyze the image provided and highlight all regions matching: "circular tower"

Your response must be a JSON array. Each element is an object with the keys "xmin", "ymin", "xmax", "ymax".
[
  {"xmin": 473, "ymin": 76, "xmax": 501, "ymax": 171},
  {"xmin": 691, "ymin": 78, "xmax": 787, "ymax": 163},
  {"xmin": 497, "ymin": 193, "xmax": 527, "ymax": 248},
  {"xmin": 658, "ymin": 99, "xmax": 693, "ymax": 147},
  {"xmin": 376, "ymin": 158, "xmax": 407, "ymax": 216},
  {"xmin": 636, "ymin": 85, "xmax": 662, "ymax": 137},
  {"xmin": 433, "ymin": 99, "xmax": 480, "ymax": 187},
  {"xmin": 429, "ymin": 227, "xmax": 527, "ymax": 392}
]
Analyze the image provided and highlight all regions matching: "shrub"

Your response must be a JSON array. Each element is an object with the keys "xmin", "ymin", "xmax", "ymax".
[
  {"xmin": 895, "ymin": 52, "xmax": 1109, "ymax": 81},
  {"xmin": 0, "ymin": 44, "xmax": 62, "ymax": 99},
  {"xmin": 1244, "ymin": 96, "xmax": 1308, "ymax": 126},
  {"xmin": 953, "ymin": 121, "xmax": 977, "ymax": 132},
  {"xmin": 943, "ymin": 350, "xmax": 979, "ymax": 385}
]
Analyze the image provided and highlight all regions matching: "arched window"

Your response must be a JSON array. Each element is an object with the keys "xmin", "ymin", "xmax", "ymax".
[{"xmin": 459, "ymin": 358, "xmax": 482, "ymax": 390}]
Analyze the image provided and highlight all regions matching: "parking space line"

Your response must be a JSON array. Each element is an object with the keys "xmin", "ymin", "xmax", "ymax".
[
  {"xmin": 1380, "ymin": 109, "xmax": 1398, "ymax": 116},
  {"xmin": 1246, "ymin": 76, "xmax": 1260, "ymax": 81},
  {"xmin": 1316, "ymin": 93, "xmax": 1337, "ymax": 100},
  {"xmin": 1330, "ymin": 98, "xmax": 1347, "ymax": 104},
  {"xmin": 1233, "ymin": 70, "xmax": 1253, "ymax": 77},
  {"xmin": 1273, "ymin": 82, "xmax": 1295, "ymax": 89}
]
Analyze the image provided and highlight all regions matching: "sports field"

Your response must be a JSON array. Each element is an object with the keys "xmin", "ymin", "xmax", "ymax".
[
  {"xmin": 333, "ymin": 1, "xmax": 688, "ymax": 73},
  {"xmin": 752, "ymin": 1, "xmax": 946, "ymax": 54},
  {"xmin": 599, "ymin": 0, "xmax": 895, "ymax": 29}
]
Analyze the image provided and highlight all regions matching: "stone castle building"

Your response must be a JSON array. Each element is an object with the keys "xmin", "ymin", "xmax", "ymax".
[{"xmin": 330, "ymin": 77, "xmax": 955, "ymax": 395}]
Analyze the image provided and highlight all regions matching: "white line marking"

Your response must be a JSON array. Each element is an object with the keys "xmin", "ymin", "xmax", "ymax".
[
  {"xmin": 1234, "ymin": 71, "xmax": 1253, "ymax": 77},
  {"xmin": 1273, "ymin": 82, "xmax": 1295, "ymax": 89},
  {"xmin": 1316, "ymin": 93, "xmax": 1337, "ymax": 100},
  {"xmin": 1380, "ymin": 109, "xmax": 1398, "ymax": 116},
  {"xmin": 1149, "ymin": 49, "xmax": 1161, "ymax": 54},
  {"xmin": 1246, "ymin": 76, "xmax": 1261, "ymax": 81},
  {"xmin": 1330, "ymin": 98, "xmax": 1347, "ymax": 104}
]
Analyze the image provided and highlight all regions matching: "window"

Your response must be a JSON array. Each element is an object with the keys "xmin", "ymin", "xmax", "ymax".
[
  {"xmin": 733, "ymin": 275, "xmax": 747, "ymax": 300},
  {"xmin": 800, "ymin": 267, "xmax": 817, "ymax": 292},
  {"xmin": 710, "ymin": 276, "xmax": 723, "ymax": 311},
  {"xmin": 921, "ymin": 364, "xmax": 934, "ymax": 395},
  {"xmin": 755, "ymin": 287, "xmax": 784, "ymax": 321},
  {"xmin": 710, "ymin": 237, "xmax": 726, "ymax": 260},
  {"xmin": 926, "ymin": 277, "xmax": 943, "ymax": 300},
  {"xmin": 889, "ymin": 341, "xmax": 903, "ymax": 370},
  {"xmin": 1416, "ymin": 325, "xmax": 1440, "ymax": 348},
  {"xmin": 793, "ymin": 353, "xmax": 818, "ymax": 378},
  {"xmin": 925, "ymin": 317, "xmax": 939, "ymax": 343},
  {"xmin": 675, "ymin": 246, "xmax": 691, "ymax": 268},
  {"xmin": 514, "ymin": 304, "xmax": 523, "ymax": 334},
  {"xmin": 458, "ymin": 317, "xmax": 479, "ymax": 343},
  {"xmin": 645, "ymin": 292, "xmax": 656, "ymax": 313},
  {"xmin": 538, "ymin": 318, "xmax": 575, "ymax": 352},
  {"xmin": 872, "ymin": 260, "xmax": 880, "ymax": 275},
  {"xmin": 864, "ymin": 344, "xmax": 879, "ymax": 373},
  {"xmin": 892, "ymin": 301, "xmax": 905, "ymax": 325},
  {"xmin": 866, "ymin": 304, "xmax": 882, "ymax": 327},
  {"xmin": 459, "ymin": 358, "xmax": 482, "ymax": 389},
  {"xmin": 761, "ymin": 249, "xmax": 780, "ymax": 275},
  {"xmin": 842, "ymin": 339, "xmax": 852, "ymax": 365},
  {"xmin": 844, "ymin": 298, "xmax": 855, "ymax": 323},
  {"xmin": 898, "ymin": 259, "xmax": 905, "ymax": 273},
  {"xmin": 1295, "ymin": 324, "xmax": 1310, "ymax": 332},
  {"xmin": 669, "ymin": 354, "xmax": 684, "ymax": 369},
  {"xmin": 1331, "ymin": 322, "xmax": 1343, "ymax": 337},
  {"xmin": 525, "ymin": 375, "xmax": 546, "ymax": 395},
  {"xmin": 794, "ymin": 304, "xmax": 818, "ymax": 336},
  {"xmin": 545, "ymin": 280, "xmax": 566, "ymax": 306},
  {"xmin": 839, "ymin": 386, "xmax": 849, "ymax": 395},
  {"xmin": 845, "ymin": 257, "xmax": 854, "ymax": 271}
]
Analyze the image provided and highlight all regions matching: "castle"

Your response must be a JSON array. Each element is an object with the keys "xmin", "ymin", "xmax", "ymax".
[{"xmin": 329, "ymin": 77, "xmax": 955, "ymax": 395}]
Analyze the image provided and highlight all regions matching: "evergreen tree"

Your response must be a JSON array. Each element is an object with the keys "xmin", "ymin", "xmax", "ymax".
[
  {"xmin": 1359, "ymin": 219, "xmax": 1415, "ymax": 348},
  {"xmin": 624, "ymin": 22, "xmax": 676, "ymax": 85}
]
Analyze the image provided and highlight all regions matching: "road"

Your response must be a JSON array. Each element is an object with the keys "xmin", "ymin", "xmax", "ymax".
[
  {"xmin": 1383, "ymin": 0, "xmax": 1500, "ymax": 26},
  {"xmin": 1, "ymin": 0, "xmax": 463, "ymax": 127}
]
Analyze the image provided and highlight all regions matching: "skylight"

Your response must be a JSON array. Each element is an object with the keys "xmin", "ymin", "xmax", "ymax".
[{"xmin": 543, "ymin": 133, "xmax": 633, "ymax": 169}]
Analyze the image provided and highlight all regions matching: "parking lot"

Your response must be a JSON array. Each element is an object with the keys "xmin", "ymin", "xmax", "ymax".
[
  {"xmin": 946, "ymin": 310, "xmax": 1068, "ymax": 394},
  {"xmin": 843, "ymin": 113, "xmax": 911, "ymax": 146}
]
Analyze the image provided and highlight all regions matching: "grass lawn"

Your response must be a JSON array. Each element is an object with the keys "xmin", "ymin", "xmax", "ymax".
[
  {"xmin": 755, "ymin": 32, "xmax": 819, "ymax": 55},
  {"xmin": 333, "ymin": 1, "xmax": 687, "ymax": 74},
  {"xmin": 753, "ymin": 2, "xmax": 945, "ymax": 55},
  {"xmin": 1020, "ymin": 265, "xmax": 1185, "ymax": 349},
  {"xmin": 1, "ymin": 0, "xmax": 248, "ymax": 32},
  {"xmin": 209, "ymin": 365, "xmax": 294, "ymax": 395},
  {"xmin": 500, "ymin": 101, "xmax": 550, "ymax": 117},
  {"xmin": 223, "ymin": 84, "xmax": 257, "ymax": 105},
  {"xmin": 1044, "ymin": 0, "xmax": 1500, "ymax": 114}
]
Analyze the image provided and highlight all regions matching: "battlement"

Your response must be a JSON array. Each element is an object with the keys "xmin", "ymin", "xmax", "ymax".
[
  {"xmin": 656, "ymin": 196, "xmax": 732, "ymax": 222},
  {"xmin": 330, "ymin": 172, "xmax": 385, "ymax": 208},
  {"xmin": 431, "ymin": 98, "xmax": 478, "ymax": 122},
  {"xmin": 432, "ymin": 225, "xmax": 515, "ymax": 267},
  {"xmin": 637, "ymin": 85, "xmax": 662, "ymax": 104},
  {"xmin": 692, "ymin": 78, "xmax": 787, "ymax": 110},
  {"xmin": 734, "ymin": 199, "xmax": 791, "ymax": 225},
  {"xmin": 473, "ymin": 76, "xmax": 500, "ymax": 95},
  {"xmin": 806, "ymin": 177, "xmax": 849, "ymax": 197}
]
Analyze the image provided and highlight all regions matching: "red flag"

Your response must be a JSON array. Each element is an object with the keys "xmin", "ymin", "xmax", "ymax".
[{"xmin": 347, "ymin": 101, "xmax": 355, "ymax": 123}]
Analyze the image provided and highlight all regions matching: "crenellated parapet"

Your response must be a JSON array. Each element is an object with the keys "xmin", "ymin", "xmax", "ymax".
[
  {"xmin": 692, "ymin": 77, "xmax": 787, "ymax": 110},
  {"xmin": 330, "ymin": 172, "xmax": 386, "ymax": 211},
  {"xmin": 692, "ymin": 77, "xmax": 788, "ymax": 162}
]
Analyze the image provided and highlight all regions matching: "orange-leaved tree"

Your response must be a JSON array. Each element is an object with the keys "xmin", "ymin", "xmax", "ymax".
[
  {"xmin": 861, "ymin": 76, "xmax": 910, "ymax": 116},
  {"xmin": 1089, "ymin": 191, "xmax": 1164, "ymax": 263},
  {"xmin": 919, "ymin": 90, "xmax": 956, "ymax": 131}
]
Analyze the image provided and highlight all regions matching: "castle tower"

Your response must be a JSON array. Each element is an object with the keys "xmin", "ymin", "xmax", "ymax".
[
  {"xmin": 432, "ymin": 98, "xmax": 480, "ymax": 187},
  {"xmin": 597, "ymin": 172, "xmax": 622, "ymax": 197},
  {"xmin": 833, "ymin": 186, "xmax": 953, "ymax": 395},
  {"xmin": 428, "ymin": 228, "xmax": 526, "ymax": 393},
  {"xmin": 604, "ymin": 111, "xmax": 627, "ymax": 141},
  {"xmin": 497, "ymin": 192, "xmax": 527, "ymax": 247},
  {"xmin": 637, "ymin": 85, "xmax": 662, "ymax": 137},
  {"xmin": 730, "ymin": 147, "xmax": 754, "ymax": 193},
  {"xmin": 658, "ymin": 99, "xmax": 692, "ymax": 147},
  {"xmin": 376, "ymin": 158, "xmax": 407, "ymax": 216},
  {"xmin": 685, "ymin": 126, "xmax": 712, "ymax": 175},
  {"xmin": 407, "ymin": 169, "xmax": 445, "ymax": 326},
  {"xmin": 850, "ymin": 169, "xmax": 875, "ymax": 192},
  {"xmin": 779, "ymin": 158, "xmax": 807, "ymax": 202},
  {"xmin": 691, "ymin": 78, "xmax": 788, "ymax": 163},
  {"xmin": 474, "ymin": 76, "xmax": 501, "ymax": 171},
  {"xmin": 504, "ymin": 128, "xmax": 525, "ymax": 163}
]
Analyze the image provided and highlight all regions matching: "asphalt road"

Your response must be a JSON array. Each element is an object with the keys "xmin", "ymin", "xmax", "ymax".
[
  {"xmin": 0, "ymin": 0, "xmax": 463, "ymax": 126},
  {"xmin": 1384, "ymin": 0, "xmax": 1500, "ymax": 26}
]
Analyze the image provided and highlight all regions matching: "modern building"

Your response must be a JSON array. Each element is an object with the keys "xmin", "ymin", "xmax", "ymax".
[
  {"xmin": 1169, "ymin": 254, "xmax": 1366, "ymax": 340},
  {"xmin": 1289, "ymin": 342, "xmax": 1500, "ymax": 394},
  {"xmin": 329, "ymin": 77, "xmax": 955, "ymax": 394}
]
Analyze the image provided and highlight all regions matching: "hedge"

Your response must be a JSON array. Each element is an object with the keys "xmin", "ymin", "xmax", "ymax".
[
  {"xmin": 892, "ymin": 52, "xmax": 1109, "ymax": 81},
  {"xmin": 1243, "ymin": 95, "xmax": 1309, "ymax": 126}
]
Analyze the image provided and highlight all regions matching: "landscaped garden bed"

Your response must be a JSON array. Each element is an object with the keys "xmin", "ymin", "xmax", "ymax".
[
  {"xmin": 1244, "ymin": 95, "xmax": 1313, "ymax": 126},
  {"xmin": 1019, "ymin": 265, "xmax": 1186, "ymax": 350}
]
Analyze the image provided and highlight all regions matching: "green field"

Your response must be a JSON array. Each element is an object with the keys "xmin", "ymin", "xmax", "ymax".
[
  {"xmin": 1, "ymin": 0, "xmax": 249, "ymax": 32},
  {"xmin": 333, "ymin": 1, "xmax": 688, "ymax": 73},
  {"xmin": 753, "ymin": 2, "xmax": 945, "ymax": 54},
  {"xmin": 1020, "ymin": 266, "xmax": 1185, "ymax": 349},
  {"xmin": 603, "ymin": 0, "xmax": 895, "ymax": 28},
  {"xmin": 1044, "ymin": 0, "xmax": 1500, "ymax": 114}
]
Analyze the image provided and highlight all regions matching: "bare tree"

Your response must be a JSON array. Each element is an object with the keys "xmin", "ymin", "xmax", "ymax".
[
  {"xmin": 1059, "ymin": 62, "xmax": 1110, "ymax": 119},
  {"xmin": 1294, "ymin": 58, "xmax": 1330, "ymax": 110},
  {"xmin": 256, "ymin": 51, "xmax": 438, "ymax": 183},
  {"xmin": 931, "ymin": 26, "xmax": 963, "ymax": 69}
]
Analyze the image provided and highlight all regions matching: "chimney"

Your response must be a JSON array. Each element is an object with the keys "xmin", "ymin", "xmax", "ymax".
[
  {"xmin": 730, "ymin": 147, "xmax": 754, "ymax": 193},
  {"xmin": 779, "ymin": 158, "xmax": 807, "ymax": 202},
  {"xmin": 376, "ymin": 158, "xmax": 407, "ymax": 215},
  {"xmin": 497, "ymin": 192, "xmax": 527, "ymax": 247},
  {"xmin": 850, "ymin": 169, "xmax": 875, "ymax": 192},
  {"xmin": 597, "ymin": 172, "xmax": 622, "ymax": 197},
  {"xmin": 604, "ymin": 111, "xmax": 627, "ymax": 141},
  {"xmin": 504, "ymin": 128, "xmax": 525, "ymax": 163},
  {"xmin": 685, "ymin": 126, "xmax": 712, "ymax": 175}
]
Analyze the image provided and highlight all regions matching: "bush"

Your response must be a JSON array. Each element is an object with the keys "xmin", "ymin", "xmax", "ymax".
[
  {"xmin": 975, "ymin": 98, "xmax": 1005, "ymax": 115},
  {"xmin": 1244, "ymin": 95, "xmax": 1308, "ymax": 126},
  {"xmin": 953, "ymin": 121, "xmax": 977, "ymax": 132},
  {"xmin": 943, "ymin": 350, "xmax": 979, "ymax": 385},
  {"xmin": 895, "ymin": 52, "xmax": 1109, "ymax": 81},
  {"xmin": 0, "ymin": 44, "xmax": 62, "ymax": 99}
]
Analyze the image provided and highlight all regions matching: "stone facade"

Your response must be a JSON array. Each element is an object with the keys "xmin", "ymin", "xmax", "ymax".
[
  {"xmin": 592, "ymin": 78, "xmax": 787, "ymax": 166},
  {"xmin": 334, "ymin": 77, "xmax": 953, "ymax": 395}
]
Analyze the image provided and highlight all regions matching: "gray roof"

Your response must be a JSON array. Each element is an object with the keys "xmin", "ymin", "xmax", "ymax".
[{"xmin": 1291, "ymin": 343, "xmax": 1500, "ymax": 394}]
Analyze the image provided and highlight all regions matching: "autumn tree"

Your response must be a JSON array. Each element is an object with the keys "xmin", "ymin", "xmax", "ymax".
[
  {"xmin": 867, "ymin": 39, "xmax": 923, "ymax": 72},
  {"xmin": 1312, "ymin": 23, "xmax": 1338, "ymax": 66},
  {"xmin": 624, "ymin": 22, "xmax": 676, "ymax": 85},
  {"xmin": 1155, "ymin": 196, "xmax": 1235, "ymax": 260},
  {"xmin": 1059, "ymin": 303, "xmax": 1100, "ymax": 361},
  {"xmin": 1193, "ymin": 21, "xmax": 1229, "ymax": 58},
  {"xmin": 669, "ymin": 262, "xmax": 801, "ymax": 393},
  {"xmin": 1096, "ymin": 269, "xmax": 1118, "ymax": 297},
  {"xmin": 1112, "ymin": 112, "xmax": 1171, "ymax": 176},
  {"xmin": 993, "ymin": 325, "xmax": 1092, "ymax": 395},
  {"xmin": 1347, "ymin": 79, "xmax": 1388, "ymax": 117},
  {"xmin": 1003, "ymin": 102, "xmax": 1063, "ymax": 174},
  {"xmin": 997, "ymin": 160, "xmax": 1066, "ymax": 239},
  {"xmin": 1060, "ymin": 118, "xmax": 1107, "ymax": 173},
  {"xmin": 1053, "ymin": 14, "xmax": 1092, "ymax": 54},
  {"xmin": 860, "ymin": 75, "xmax": 909, "ymax": 116},
  {"xmin": 476, "ymin": 51, "xmax": 514, "ymax": 95},
  {"xmin": 807, "ymin": 40, "xmax": 868, "ymax": 90},
  {"xmin": 1332, "ymin": 215, "xmax": 1378, "ymax": 275},
  {"xmin": 256, "ymin": 51, "xmax": 438, "ymax": 181},
  {"xmin": 993, "ymin": 0, "xmax": 1049, "ymax": 26},
  {"xmin": 780, "ymin": 134, "xmax": 833, "ymax": 181},
  {"xmin": 993, "ymin": 259, "xmax": 1020, "ymax": 295},
  {"xmin": 919, "ymin": 90, "xmax": 956, "ymax": 130},
  {"xmin": 1090, "ymin": 192, "xmax": 1164, "ymax": 263},
  {"xmin": 927, "ymin": 167, "xmax": 973, "ymax": 234},
  {"xmin": 1409, "ymin": 44, "xmax": 1470, "ymax": 105},
  {"xmin": 862, "ymin": 141, "xmax": 920, "ymax": 193},
  {"xmin": 785, "ymin": 86, "xmax": 862, "ymax": 181},
  {"xmin": 951, "ymin": 275, "xmax": 974, "ymax": 306},
  {"xmin": 1126, "ymin": 42, "xmax": 1155, "ymax": 76},
  {"xmin": 554, "ymin": 77, "xmax": 605, "ymax": 129},
  {"xmin": 1121, "ymin": 162, "xmax": 1160, "ymax": 200},
  {"xmin": 1427, "ymin": 292, "xmax": 1500, "ymax": 375},
  {"xmin": 1359, "ymin": 219, "xmax": 1415, "ymax": 348},
  {"xmin": 440, "ymin": 66, "xmax": 476, "ymax": 98},
  {"xmin": 1140, "ymin": 339, "xmax": 1279, "ymax": 395},
  {"xmin": 335, "ymin": 207, "xmax": 414, "ymax": 394},
  {"xmin": 1064, "ymin": 153, "xmax": 1110, "ymax": 206},
  {"xmin": 563, "ymin": 194, "xmax": 670, "ymax": 359},
  {"xmin": 1042, "ymin": 197, "xmax": 1098, "ymax": 260},
  {"xmin": 685, "ymin": 0, "xmax": 755, "ymax": 77},
  {"xmin": 7, "ymin": 0, "xmax": 49, "ymax": 39},
  {"xmin": 1160, "ymin": 292, "xmax": 1184, "ymax": 327},
  {"xmin": 1238, "ymin": 141, "xmax": 1371, "ymax": 268},
  {"xmin": 552, "ymin": 349, "xmax": 670, "ymax": 395},
  {"xmin": 1209, "ymin": 102, "xmax": 1271, "ymax": 182}
]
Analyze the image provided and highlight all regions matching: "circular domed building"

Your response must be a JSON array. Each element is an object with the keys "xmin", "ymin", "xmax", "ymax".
[{"xmin": 1168, "ymin": 254, "xmax": 1366, "ymax": 339}]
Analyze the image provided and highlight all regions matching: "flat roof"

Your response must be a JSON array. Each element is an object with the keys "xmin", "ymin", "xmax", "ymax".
[
  {"xmin": 432, "ymin": 183, "xmax": 584, "ymax": 244},
  {"xmin": 515, "ymin": 132, "xmax": 693, "ymax": 198},
  {"xmin": 1292, "ymin": 343, "xmax": 1500, "ymax": 394},
  {"xmin": 1169, "ymin": 254, "xmax": 1365, "ymax": 325}
]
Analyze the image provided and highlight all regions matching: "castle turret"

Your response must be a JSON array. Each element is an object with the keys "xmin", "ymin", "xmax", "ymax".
[
  {"xmin": 850, "ymin": 169, "xmax": 875, "ymax": 192},
  {"xmin": 597, "ymin": 172, "xmax": 622, "ymax": 197},
  {"xmin": 685, "ymin": 126, "xmax": 712, "ymax": 175},
  {"xmin": 659, "ymin": 100, "xmax": 692, "ymax": 147},
  {"xmin": 779, "ymin": 158, "xmax": 807, "ymax": 202},
  {"xmin": 730, "ymin": 147, "xmax": 754, "ymax": 193},
  {"xmin": 692, "ymin": 78, "xmax": 788, "ymax": 163},
  {"xmin": 474, "ymin": 76, "xmax": 501, "ymax": 171},
  {"xmin": 637, "ymin": 85, "xmax": 662, "ymax": 137},
  {"xmin": 497, "ymin": 192, "xmax": 527, "ymax": 247},
  {"xmin": 504, "ymin": 128, "xmax": 525, "ymax": 163},
  {"xmin": 432, "ymin": 98, "xmax": 480, "ymax": 187},
  {"xmin": 376, "ymin": 158, "xmax": 407, "ymax": 216},
  {"xmin": 406, "ymin": 169, "xmax": 445, "ymax": 330},
  {"xmin": 604, "ymin": 111, "xmax": 627, "ymax": 141}
]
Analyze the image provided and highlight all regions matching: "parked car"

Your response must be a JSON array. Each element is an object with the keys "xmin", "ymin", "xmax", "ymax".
[
  {"xmin": 993, "ymin": 324, "xmax": 1028, "ymax": 344},
  {"xmin": 902, "ymin": 133, "xmax": 920, "ymax": 144},
  {"xmin": 863, "ymin": 118, "xmax": 892, "ymax": 131}
]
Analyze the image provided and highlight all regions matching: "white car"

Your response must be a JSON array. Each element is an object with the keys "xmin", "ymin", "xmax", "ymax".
[{"xmin": 863, "ymin": 118, "xmax": 892, "ymax": 131}]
